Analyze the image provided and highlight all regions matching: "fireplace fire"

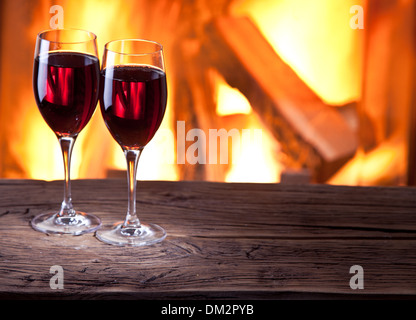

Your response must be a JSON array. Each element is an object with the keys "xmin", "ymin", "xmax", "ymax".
[{"xmin": 0, "ymin": 0, "xmax": 415, "ymax": 186}]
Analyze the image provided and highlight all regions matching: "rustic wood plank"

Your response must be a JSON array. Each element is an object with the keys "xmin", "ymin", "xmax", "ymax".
[{"xmin": 0, "ymin": 179, "xmax": 416, "ymax": 299}]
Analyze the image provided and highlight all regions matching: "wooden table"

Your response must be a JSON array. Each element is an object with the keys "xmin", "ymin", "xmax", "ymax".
[{"xmin": 0, "ymin": 179, "xmax": 415, "ymax": 300}]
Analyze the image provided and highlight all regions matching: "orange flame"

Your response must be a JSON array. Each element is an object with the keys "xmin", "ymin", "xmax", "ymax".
[
  {"xmin": 233, "ymin": 0, "xmax": 364, "ymax": 106},
  {"xmin": 11, "ymin": 0, "xmax": 365, "ymax": 184},
  {"xmin": 213, "ymin": 72, "xmax": 282, "ymax": 183},
  {"xmin": 23, "ymin": 0, "xmax": 178, "ymax": 181}
]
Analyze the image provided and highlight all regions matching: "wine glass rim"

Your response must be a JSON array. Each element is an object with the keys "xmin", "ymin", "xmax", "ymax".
[
  {"xmin": 37, "ymin": 28, "xmax": 97, "ymax": 44},
  {"xmin": 104, "ymin": 39, "xmax": 163, "ymax": 56}
]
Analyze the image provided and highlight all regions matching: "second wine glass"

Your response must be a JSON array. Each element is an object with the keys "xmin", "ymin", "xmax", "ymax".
[{"xmin": 96, "ymin": 39, "xmax": 168, "ymax": 246}]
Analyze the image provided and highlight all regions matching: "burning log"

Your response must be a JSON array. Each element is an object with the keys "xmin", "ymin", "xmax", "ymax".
[
  {"xmin": 358, "ymin": 0, "xmax": 416, "ymax": 186},
  {"xmin": 203, "ymin": 17, "xmax": 358, "ymax": 182}
]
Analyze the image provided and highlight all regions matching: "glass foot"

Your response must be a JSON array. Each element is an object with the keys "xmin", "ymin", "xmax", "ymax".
[
  {"xmin": 95, "ymin": 222, "xmax": 166, "ymax": 246},
  {"xmin": 31, "ymin": 211, "xmax": 102, "ymax": 235}
]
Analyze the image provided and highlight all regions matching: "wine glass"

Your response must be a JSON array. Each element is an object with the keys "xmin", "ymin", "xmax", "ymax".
[
  {"xmin": 96, "ymin": 39, "xmax": 167, "ymax": 246},
  {"xmin": 31, "ymin": 29, "xmax": 101, "ymax": 235}
]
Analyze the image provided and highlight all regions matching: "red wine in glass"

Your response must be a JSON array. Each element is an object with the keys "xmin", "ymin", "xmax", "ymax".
[
  {"xmin": 31, "ymin": 29, "xmax": 101, "ymax": 235},
  {"xmin": 96, "ymin": 39, "xmax": 168, "ymax": 246},
  {"xmin": 100, "ymin": 65, "xmax": 167, "ymax": 149},
  {"xmin": 34, "ymin": 52, "xmax": 99, "ymax": 136}
]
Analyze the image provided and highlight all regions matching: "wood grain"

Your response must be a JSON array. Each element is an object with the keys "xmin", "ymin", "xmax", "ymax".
[{"xmin": 0, "ymin": 179, "xmax": 416, "ymax": 299}]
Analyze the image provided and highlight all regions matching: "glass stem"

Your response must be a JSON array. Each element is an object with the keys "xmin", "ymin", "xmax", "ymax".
[
  {"xmin": 58, "ymin": 136, "xmax": 76, "ymax": 217},
  {"xmin": 123, "ymin": 148, "xmax": 142, "ymax": 228}
]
